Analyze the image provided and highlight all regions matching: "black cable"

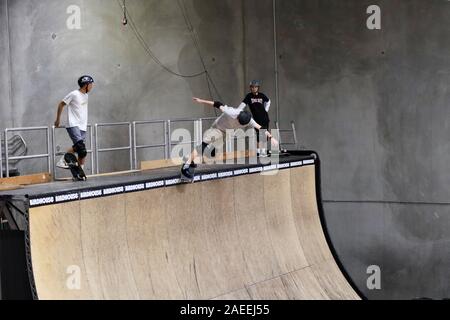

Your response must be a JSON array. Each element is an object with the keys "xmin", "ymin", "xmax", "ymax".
[
  {"xmin": 176, "ymin": 0, "xmax": 223, "ymax": 116},
  {"xmin": 116, "ymin": 0, "xmax": 206, "ymax": 78}
]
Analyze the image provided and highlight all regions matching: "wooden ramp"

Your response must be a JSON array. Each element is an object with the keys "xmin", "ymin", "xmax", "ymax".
[{"xmin": 28, "ymin": 165, "xmax": 360, "ymax": 300}]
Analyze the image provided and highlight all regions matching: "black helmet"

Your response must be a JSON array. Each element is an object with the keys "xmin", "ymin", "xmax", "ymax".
[
  {"xmin": 238, "ymin": 111, "xmax": 252, "ymax": 126},
  {"xmin": 78, "ymin": 75, "xmax": 94, "ymax": 88},
  {"xmin": 249, "ymin": 80, "xmax": 261, "ymax": 87}
]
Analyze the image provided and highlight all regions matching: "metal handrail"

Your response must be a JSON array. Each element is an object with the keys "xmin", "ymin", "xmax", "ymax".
[
  {"xmin": 132, "ymin": 120, "xmax": 168, "ymax": 170},
  {"xmin": 52, "ymin": 125, "xmax": 95, "ymax": 180},
  {"xmin": 95, "ymin": 122, "xmax": 133, "ymax": 174},
  {"xmin": 275, "ymin": 121, "xmax": 298, "ymax": 148},
  {"xmin": 4, "ymin": 127, "xmax": 51, "ymax": 178},
  {"xmin": 167, "ymin": 118, "xmax": 205, "ymax": 158},
  {"xmin": 1, "ymin": 116, "xmax": 220, "ymax": 179}
]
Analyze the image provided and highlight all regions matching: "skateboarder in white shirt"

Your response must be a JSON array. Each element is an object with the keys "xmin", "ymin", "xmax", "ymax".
[
  {"xmin": 181, "ymin": 97, "xmax": 278, "ymax": 179},
  {"xmin": 54, "ymin": 75, "xmax": 94, "ymax": 170}
]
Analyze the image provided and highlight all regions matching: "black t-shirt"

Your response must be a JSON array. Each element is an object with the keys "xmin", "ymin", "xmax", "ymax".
[{"xmin": 243, "ymin": 93, "xmax": 270, "ymax": 126}]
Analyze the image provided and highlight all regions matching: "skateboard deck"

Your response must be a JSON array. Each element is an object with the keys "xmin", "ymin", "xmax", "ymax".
[
  {"xmin": 180, "ymin": 165, "xmax": 195, "ymax": 183},
  {"xmin": 64, "ymin": 153, "xmax": 87, "ymax": 181}
]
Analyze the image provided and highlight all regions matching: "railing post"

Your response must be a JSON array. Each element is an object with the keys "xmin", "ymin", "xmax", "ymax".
[
  {"xmin": 167, "ymin": 120, "xmax": 172, "ymax": 160},
  {"xmin": 94, "ymin": 124, "xmax": 99, "ymax": 174},
  {"xmin": 128, "ymin": 122, "xmax": 133, "ymax": 171},
  {"xmin": 132, "ymin": 122, "xmax": 137, "ymax": 170},
  {"xmin": 164, "ymin": 121, "xmax": 169, "ymax": 160},
  {"xmin": 5, "ymin": 129, "xmax": 9, "ymax": 177},
  {"xmin": 51, "ymin": 126, "xmax": 56, "ymax": 179},
  {"xmin": 89, "ymin": 125, "xmax": 95, "ymax": 175},
  {"xmin": 47, "ymin": 127, "xmax": 51, "ymax": 175}
]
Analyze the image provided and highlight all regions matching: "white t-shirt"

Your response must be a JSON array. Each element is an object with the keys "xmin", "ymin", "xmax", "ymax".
[
  {"xmin": 62, "ymin": 90, "xmax": 89, "ymax": 131},
  {"xmin": 212, "ymin": 104, "xmax": 258, "ymax": 132}
]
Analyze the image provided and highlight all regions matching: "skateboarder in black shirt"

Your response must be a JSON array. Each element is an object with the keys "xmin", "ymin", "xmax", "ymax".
[{"xmin": 240, "ymin": 80, "xmax": 271, "ymax": 157}]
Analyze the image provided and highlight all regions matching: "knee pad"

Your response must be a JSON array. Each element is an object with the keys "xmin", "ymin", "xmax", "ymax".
[
  {"xmin": 73, "ymin": 141, "xmax": 87, "ymax": 159},
  {"xmin": 201, "ymin": 142, "xmax": 216, "ymax": 158}
]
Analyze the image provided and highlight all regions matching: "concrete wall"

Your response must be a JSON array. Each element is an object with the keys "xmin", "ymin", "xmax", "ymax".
[
  {"xmin": 2, "ymin": 0, "xmax": 450, "ymax": 299},
  {"xmin": 1, "ymin": 0, "xmax": 246, "ymax": 174},
  {"xmin": 274, "ymin": 0, "xmax": 450, "ymax": 299}
]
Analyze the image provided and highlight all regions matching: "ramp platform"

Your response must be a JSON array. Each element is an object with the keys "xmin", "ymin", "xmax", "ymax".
[{"xmin": 0, "ymin": 151, "xmax": 363, "ymax": 300}]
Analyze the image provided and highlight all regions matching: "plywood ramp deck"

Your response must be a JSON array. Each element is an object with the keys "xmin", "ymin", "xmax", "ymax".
[{"xmin": 29, "ymin": 165, "xmax": 359, "ymax": 300}]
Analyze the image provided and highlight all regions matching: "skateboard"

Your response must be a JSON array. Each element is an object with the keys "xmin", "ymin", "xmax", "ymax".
[
  {"xmin": 180, "ymin": 164, "xmax": 196, "ymax": 183},
  {"xmin": 64, "ymin": 153, "xmax": 87, "ymax": 181}
]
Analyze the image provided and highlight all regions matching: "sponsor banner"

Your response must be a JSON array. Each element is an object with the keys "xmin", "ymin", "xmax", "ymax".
[
  {"xmin": 30, "ymin": 196, "xmax": 55, "ymax": 207},
  {"xmin": 277, "ymin": 163, "xmax": 291, "ymax": 169},
  {"xmin": 201, "ymin": 173, "xmax": 218, "ymax": 181},
  {"xmin": 165, "ymin": 178, "xmax": 181, "ymax": 186},
  {"xmin": 125, "ymin": 183, "xmax": 145, "ymax": 193},
  {"xmin": 263, "ymin": 164, "xmax": 278, "ymax": 172},
  {"xmin": 103, "ymin": 186, "xmax": 125, "ymax": 196},
  {"xmin": 290, "ymin": 161, "xmax": 303, "ymax": 167},
  {"xmin": 145, "ymin": 180, "xmax": 165, "ymax": 189},
  {"xmin": 80, "ymin": 189, "xmax": 103, "ymax": 200},
  {"xmin": 234, "ymin": 168, "xmax": 249, "ymax": 176},
  {"xmin": 55, "ymin": 193, "xmax": 79, "ymax": 203},
  {"xmin": 218, "ymin": 171, "xmax": 234, "ymax": 178},
  {"xmin": 249, "ymin": 167, "xmax": 263, "ymax": 174}
]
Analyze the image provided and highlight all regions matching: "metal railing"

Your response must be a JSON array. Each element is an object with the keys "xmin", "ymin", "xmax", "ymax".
[
  {"xmin": 52, "ymin": 125, "xmax": 95, "ymax": 180},
  {"xmin": 167, "ymin": 118, "xmax": 204, "ymax": 158},
  {"xmin": 94, "ymin": 122, "xmax": 133, "ymax": 174},
  {"xmin": 0, "ymin": 116, "xmax": 222, "ymax": 180},
  {"xmin": 132, "ymin": 120, "xmax": 168, "ymax": 170},
  {"xmin": 3, "ymin": 127, "xmax": 51, "ymax": 178},
  {"xmin": 275, "ymin": 121, "xmax": 298, "ymax": 150}
]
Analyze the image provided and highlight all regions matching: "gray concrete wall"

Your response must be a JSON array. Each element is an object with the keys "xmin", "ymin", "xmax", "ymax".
[
  {"xmin": 274, "ymin": 0, "xmax": 450, "ymax": 299},
  {"xmin": 1, "ymin": 0, "xmax": 245, "ymax": 174},
  {"xmin": 2, "ymin": 0, "xmax": 450, "ymax": 299},
  {"xmin": 0, "ymin": 1, "xmax": 13, "ymax": 129}
]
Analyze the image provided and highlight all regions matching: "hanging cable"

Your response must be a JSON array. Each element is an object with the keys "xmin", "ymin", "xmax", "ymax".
[
  {"xmin": 116, "ymin": 0, "xmax": 206, "ymax": 78},
  {"xmin": 176, "ymin": 0, "xmax": 223, "ymax": 115}
]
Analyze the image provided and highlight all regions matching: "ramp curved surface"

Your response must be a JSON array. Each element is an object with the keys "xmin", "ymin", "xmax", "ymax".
[{"xmin": 27, "ymin": 160, "xmax": 361, "ymax": 299}]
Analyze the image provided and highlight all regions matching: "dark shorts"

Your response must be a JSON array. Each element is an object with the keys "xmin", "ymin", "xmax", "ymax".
[
  {"xmin": 66, "ymin": 127, "xmax": 86, "ymax": 145},
  {"xmin": 255, "ymin": 122, "xmax": 270, "ymax": 143}
]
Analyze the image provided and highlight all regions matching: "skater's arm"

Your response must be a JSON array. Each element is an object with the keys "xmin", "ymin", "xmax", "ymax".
[
  {"xmin": 192, "ymin": 97, "xmax": 215, "ymax": 107},
  {"xmin": 237, "ymin": 102, "xmax": 246, "ymax": 111},
  {"xmin": 54, "ymin": 101, "xmax": 66, "ymax": 128},
  {"xmin": 250, "ymin": 120, "xmax": 279, "ymax": 147},
  {"xmin": 192, "ymin": 97, "xmax": 229, "ymax": 113},
  {"xmin": 264, "ymin": 99, "xmax": 271, "ymax": 113}
]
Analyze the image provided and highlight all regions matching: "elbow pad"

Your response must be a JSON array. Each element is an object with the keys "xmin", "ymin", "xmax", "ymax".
[{"xmin": 214, "ymin": 101, "xmax": 224, "ymax": 109}]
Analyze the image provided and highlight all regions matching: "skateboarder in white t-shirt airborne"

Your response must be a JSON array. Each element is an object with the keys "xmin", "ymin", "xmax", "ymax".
[{"xmin": 180, "ymin": 97, "xmax": 279, "ymax": 181}]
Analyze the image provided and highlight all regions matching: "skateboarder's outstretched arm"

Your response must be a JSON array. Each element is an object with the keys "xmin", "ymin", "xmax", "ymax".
[{"xmin": 192, "ymin": 97, "xmax": 228, "ymax": 112}]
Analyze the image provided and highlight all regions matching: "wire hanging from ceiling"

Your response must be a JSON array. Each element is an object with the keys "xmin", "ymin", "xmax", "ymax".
[{"xmin": 117, "ymin": 0, "xmax": 207, "ymax": 78}]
